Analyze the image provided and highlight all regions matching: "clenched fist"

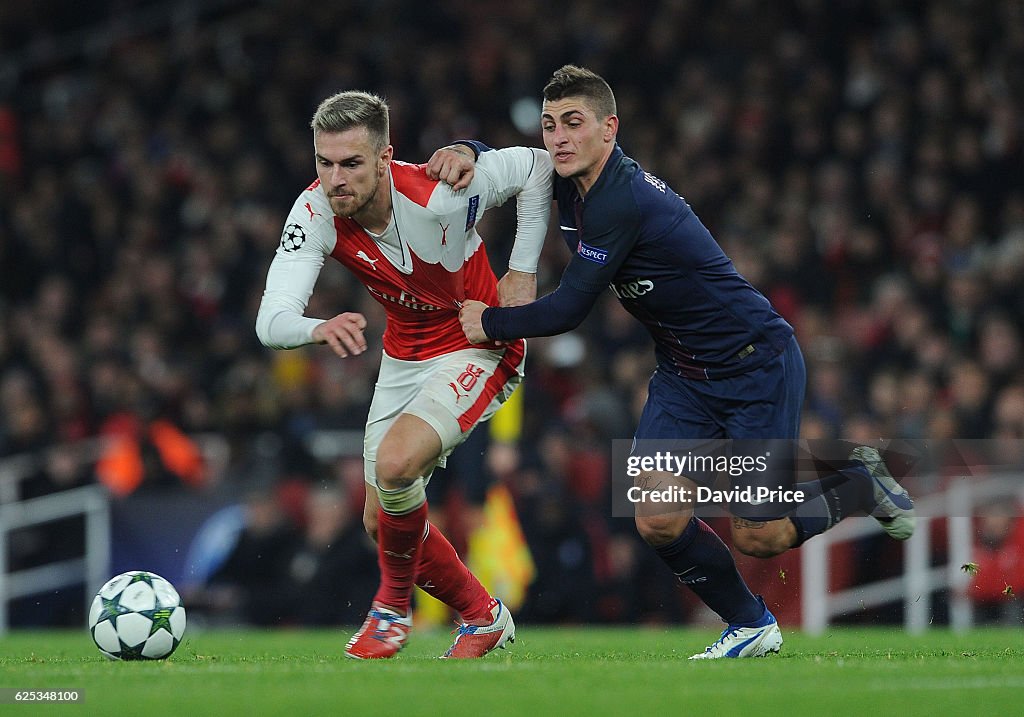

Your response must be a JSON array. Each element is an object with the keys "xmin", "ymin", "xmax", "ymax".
[{"xmin": 459, "ymin": 301, "xmax": 491, "ymax": 344}]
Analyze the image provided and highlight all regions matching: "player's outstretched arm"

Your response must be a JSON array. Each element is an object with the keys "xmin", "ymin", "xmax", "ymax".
[
  {"xmin": 311, "ymin": 312, "xmax": 368, "ymax": 358},
  {"xmin": 460, "ymin": 281, "xmax": 600, "ymax": 344}
]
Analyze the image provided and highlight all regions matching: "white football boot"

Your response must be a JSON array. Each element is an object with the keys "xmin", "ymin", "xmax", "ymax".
[{"xmin": 689, "ymin": 597, "xmax": 783, "ymax": 659}]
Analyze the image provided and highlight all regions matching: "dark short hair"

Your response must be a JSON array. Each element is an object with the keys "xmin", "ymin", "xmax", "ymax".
[
  {"xmin": 542, "ymin": 65, "xmax": 617, "ymax": 119},
  {"xmin": 310, "ymin": 91, "xmax": 390, "ymax": 152}
]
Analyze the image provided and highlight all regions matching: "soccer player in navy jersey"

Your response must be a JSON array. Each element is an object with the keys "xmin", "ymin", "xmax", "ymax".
[{"xmin": 443, "ymin": 65, "xmax": 915, "ymax": 658}]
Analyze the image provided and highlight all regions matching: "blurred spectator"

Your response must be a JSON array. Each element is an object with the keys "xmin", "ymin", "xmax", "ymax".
[
  {"xmin": 283, "ymin": 486, "xmax": 377, "ymax": 626},
  {"xmin": 94, "ymin": 408, "xmax": 206, "ymax": 496},
  {"xmin": 202, "ymin": 487, "xmax": 302, "ymax": 626},
  {"xmin": 970, "ymin": 500, "xmax": 1024, "ymax": 625}
]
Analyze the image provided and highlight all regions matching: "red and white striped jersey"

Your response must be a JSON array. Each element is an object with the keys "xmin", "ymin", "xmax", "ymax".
[{"xmin": 257, "ymin": 147, "xmax": 551, "ymax": 360}]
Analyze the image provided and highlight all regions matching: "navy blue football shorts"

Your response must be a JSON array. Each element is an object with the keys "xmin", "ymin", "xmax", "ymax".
[{"xmin": 633, "ymin": 336, "xmax": 806, "ymax": 519}]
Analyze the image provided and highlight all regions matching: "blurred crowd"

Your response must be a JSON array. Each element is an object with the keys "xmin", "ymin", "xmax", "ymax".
[{"xmin": 2, "ymin": 0, "xmax": 1023, "ymax": 626}]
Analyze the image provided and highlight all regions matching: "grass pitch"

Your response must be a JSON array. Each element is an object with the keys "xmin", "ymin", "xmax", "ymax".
[{"xmin": 1, "ymin": 626, "xmax": 1021, "ymax": 716}]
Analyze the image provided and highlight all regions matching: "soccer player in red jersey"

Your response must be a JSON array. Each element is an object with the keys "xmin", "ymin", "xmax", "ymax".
[{"xmin": 256, "ymin": 91, "xmax": 552, "ymax": 658}]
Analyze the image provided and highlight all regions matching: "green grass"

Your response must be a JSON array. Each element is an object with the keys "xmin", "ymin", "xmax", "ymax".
[{"xmin": 1, "ymin": 626, "xmax": 1021, "ymax": 716}]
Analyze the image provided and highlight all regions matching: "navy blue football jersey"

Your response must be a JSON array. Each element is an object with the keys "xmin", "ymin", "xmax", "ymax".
[
  {"xmin": 558, "ymin": 145, "xmax": 792, "ymax": 378},
  {"xmin": 485, "ymin": 144, "xmax": 793, "ymax": 379}
]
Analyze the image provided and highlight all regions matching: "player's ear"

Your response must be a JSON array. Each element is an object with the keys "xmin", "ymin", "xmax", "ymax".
[
  {"xmin": 603, "ymin": 115, "xmax": 619, "ymax": 143},
  {"xmin": 379, "ymin": 145, "xmax": 393, "ymax": 174}
]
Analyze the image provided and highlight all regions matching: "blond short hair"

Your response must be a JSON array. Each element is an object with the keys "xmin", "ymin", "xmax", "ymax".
[{"xmin": 310, "ymin": 91, "xmax": 390, "ymax": 151}]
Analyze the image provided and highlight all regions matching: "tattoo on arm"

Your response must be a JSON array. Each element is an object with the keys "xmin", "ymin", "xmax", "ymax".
[
  {"xmin": 636, "ymin": 475, "xmax": 664, "ymax": 491},
  {"xmin": 733, "ymin": 517, "xmax": 767, "ymax": 530},
  {"xmin": 443, "ymin": 144, "xmax": 475, "ymax": 159}
]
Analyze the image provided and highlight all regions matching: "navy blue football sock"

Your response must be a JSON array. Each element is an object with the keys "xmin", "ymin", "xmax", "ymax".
[
  {"xmin": 653, "ymin": 517, "xmax": 764, "ymax": 626},
  {"xmin": 789, "ymin": 465, "xmax": 874, "ymax": 546}
]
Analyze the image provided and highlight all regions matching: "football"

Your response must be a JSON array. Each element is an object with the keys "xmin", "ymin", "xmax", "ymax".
[{"xmin": 88, "ymin": 570, "xmax": 187, "ymax": 660}]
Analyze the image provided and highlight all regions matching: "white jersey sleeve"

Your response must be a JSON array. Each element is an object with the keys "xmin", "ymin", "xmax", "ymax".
[
  {"xmin": 470, "ymin": 147, "xmax": 553, "ymax": 273},
  {"xmin": 255, "ymin": 189, "xmax": 337, "ymax": 349}
]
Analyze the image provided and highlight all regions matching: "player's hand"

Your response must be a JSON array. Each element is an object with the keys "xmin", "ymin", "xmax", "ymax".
[
  {"xmin": 459, "ymin": 300, "xmax": 491, "ymax": 344},
  {"xmin": 426, "ymin": 145, "xmax": 476, "ymax": 190},
  {"xmin": 497, "ymin": 270, "xmax": 537, "ymax": 307},
  {"xmin": 312, "ymin": 312, "xmax": 368, "ymax": 358}
]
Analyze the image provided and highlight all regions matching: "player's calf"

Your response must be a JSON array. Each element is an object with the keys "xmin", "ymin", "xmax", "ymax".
[{"xmin": 730, "ymin": 517, "xmax": 798, "ymax": 558}]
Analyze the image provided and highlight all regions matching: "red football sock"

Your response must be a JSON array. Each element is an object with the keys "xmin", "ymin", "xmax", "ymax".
[
  {"xmin": 373, "ymin": 503, "xmax": 429, "ymax": 614},
  {"xmin": 415, "ymin": 522, "xmax": 495, "ymax": 623}
]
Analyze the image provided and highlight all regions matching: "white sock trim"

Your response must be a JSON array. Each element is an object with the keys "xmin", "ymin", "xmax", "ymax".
[{"xmin": 376, "ymin": 477, "xmax": 427, "ymax": 515}]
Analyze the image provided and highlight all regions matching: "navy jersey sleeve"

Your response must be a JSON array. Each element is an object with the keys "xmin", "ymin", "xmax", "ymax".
[
  {"xmin": 481, "ymin": 282, "xmax": 600, "ymax": 340},
  {"xmin": 558, "ymin": 199, "xmax": 642, "ymax": 294},
  {"xmin": 480, "ymin": 176, "xmax": 643, "ymax": 339},
  {"xmin": 452, "ymin": 140, "xmax": 491, "ymax": 158}
]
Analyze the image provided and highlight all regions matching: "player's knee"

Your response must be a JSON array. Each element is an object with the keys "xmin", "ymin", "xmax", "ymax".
[
  {"xmin": 374, "ymin": 452, "xmax": 421, "ymax": 490},
  {"xmin": 635, "ymin": 512, "xmax": 691, "ymax": 547}
]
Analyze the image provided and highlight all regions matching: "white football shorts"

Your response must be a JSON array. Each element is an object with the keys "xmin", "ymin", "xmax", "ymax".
[{"xmin": 362, "ymin": 342, "xmax": 525, "ymax": 485}]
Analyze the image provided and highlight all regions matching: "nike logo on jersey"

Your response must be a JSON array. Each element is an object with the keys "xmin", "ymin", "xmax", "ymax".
[
  {"xmin": 356, "ymin": 250, "xmax": 380, "ymax": 270},
  {"xmin": 559, "ymin": 225, "xmax": 578, "ymax": 231}
]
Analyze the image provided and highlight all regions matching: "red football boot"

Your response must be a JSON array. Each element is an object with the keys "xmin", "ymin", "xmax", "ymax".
[
  {"xmin": 442, "ymin": 599, "xmax": 515, "ymax": 659},
  {"xmin": 345, "ymin": 604, "xmax": 412, "ymax": 659}
]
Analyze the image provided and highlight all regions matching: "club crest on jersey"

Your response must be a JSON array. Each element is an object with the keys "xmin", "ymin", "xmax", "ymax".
[
  {"xmin": 577, "ymin": 240, "xmax": 608, "ymax": 265},
  {"xmin": 280, "ymin": 223, "xmax": 307, "ymax": 252},
  {"xmin": 465, "ymin": 195, "xmax": 480, "ymax": 230}
]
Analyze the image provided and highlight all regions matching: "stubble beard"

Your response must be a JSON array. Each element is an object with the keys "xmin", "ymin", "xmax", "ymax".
[{"xmin": 329, "ymin": 175, "xmax": 380, "ymax": 220}]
